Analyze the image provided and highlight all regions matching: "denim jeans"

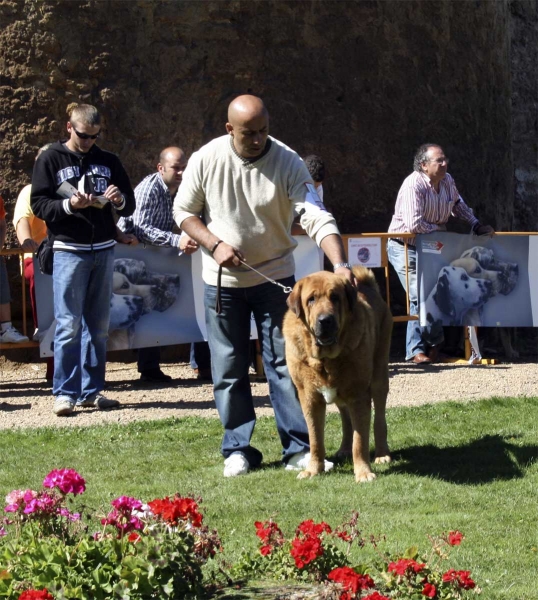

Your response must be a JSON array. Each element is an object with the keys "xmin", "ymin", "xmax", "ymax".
[
  {"xmin": 52, "ymin": 249, "xmax": 114, "ymax": 402},
  {"xmin": 204, "ymin": 277, "xmax": 309, "ymax": 467},
  {"xmin": 387, "ymin": 239, "xmax": 443, "ymax": 360}
]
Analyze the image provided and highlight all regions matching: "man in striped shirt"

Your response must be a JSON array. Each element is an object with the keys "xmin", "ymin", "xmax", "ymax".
[
  {"xmin": 387, "ymin": 143, "xmax": 494, "ymax": 364},
  {"xmin": 118, "ymin": 147, "xmax": 210, "ymax": 382}
]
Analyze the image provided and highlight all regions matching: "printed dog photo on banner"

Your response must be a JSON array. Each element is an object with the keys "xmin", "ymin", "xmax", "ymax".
[
  {"xmin": 417, "ymin": 232, "xmax": 532, "ymax": 344},
  {"xmin": 34, "ymin": 245, "xmax": 204, "ymax": 357}
]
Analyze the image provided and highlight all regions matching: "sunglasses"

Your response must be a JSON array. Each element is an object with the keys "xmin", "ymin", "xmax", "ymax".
[{"xmin": 71, "ymin": 125, "xmax": 100, "ymax": 140}]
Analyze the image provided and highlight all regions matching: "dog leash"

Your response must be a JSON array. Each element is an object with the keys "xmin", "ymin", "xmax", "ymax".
[{"xmin": 216, "ymin": 259, "xmax": 293, "ymax": 315}]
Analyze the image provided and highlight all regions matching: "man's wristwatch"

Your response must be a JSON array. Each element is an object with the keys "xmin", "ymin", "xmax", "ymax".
[{"xmin": 333, "ymin": 262, "xmax": 352, "ymax": 271}]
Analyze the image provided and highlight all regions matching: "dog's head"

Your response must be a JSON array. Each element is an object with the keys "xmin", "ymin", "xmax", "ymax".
[
  {"xmin": 113, "ymin": 272, "xmax": 159, "ymax": 313},
  {"xmin": 287, "ymin": 271, "xmax": 356, "ymax": 358},
  {"xmin": 450, "ymin": 257, "xmax": 500, "ymax": 296},
  {"xmin": 433, "ymin": 266, "xmax": 492, "ymax": 322},
  {"xmin": 109, "ymin": 293, "xmax": 145, "ymax": 331},
  {"xmin": 142, "ymin": 272, "xmax": 180, "ymax": 312},
  {"xmin": 113, "ymin": 259, "xmax": 180, "ymax": 313},
  {"xmin": 459, "ymin": 247, "xmax": 518, "ymax": 295},
  {"xmin": 113, "ymin": 258, "xmax": 148, "ymax": 282}
]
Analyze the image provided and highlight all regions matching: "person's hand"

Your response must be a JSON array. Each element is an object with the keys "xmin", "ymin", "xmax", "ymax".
[
  {"xmin": 213, "ymin": 241, "xmax": 244, "ymax": 268},
  {"xmin": 116, "ymin": 231, "xmax": 139, "ymax": 245},
  {"xmin": 104, "ymin": 185, "xmax": 124, "ymax": 206},
  {"xmin": 21, "ymin": 238, "xmax": 39, "ymax": 252},
  {"xmin": 334, "ymin": 265, "xmax": 356, "ymax": 287},
  {"xmin": 475, "ymin": 224, "xmax": 495, "ymax": 236},
  {"xmin": 69, "ymin": 192, "xmax": 96, "ymax": 209},
  {"xmin": 179, "ymin": 235, "xmax": 200, "ymax": 254}
]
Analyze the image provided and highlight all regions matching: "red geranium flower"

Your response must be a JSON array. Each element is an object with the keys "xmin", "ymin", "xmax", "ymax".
[
  {"xmin": 19, "ymin": 590, "xmax": 54, "ymax": 600},
  {"xmin": 442, "ymin": 569, "xmax": 476, "ymax": 590},
  {"xmin": 422, "ymin": 582, "xmax": 437, "ymax": 597},
  {"xmin": 447, "ymin": 530, "xmax": 464, "ymax": 546},
  {"xmin": 128, "ymin": 532, "xmax": 141, "ymax": 543},
  {"xmin": 290, "ymin": 536, "xmax": 323, "ymax": 569},
  {"xmin": 388, "ymin": 558, "xmax": 426, "ymax": 577},
  {"xmin": 328, "ymin": 566, "xmax": 375, "ymax": 594},
  {"xmin": 297, "ymin": 519, "xmax": 332, "ymax": 537},
  {"xmin": 148, "ymin": 495, "xmax": 203, "ymax": 527}
]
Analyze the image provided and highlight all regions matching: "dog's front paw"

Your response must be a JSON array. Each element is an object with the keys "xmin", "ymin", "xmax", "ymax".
[
  {"xmin": 374, "ymin": 454, "xmax": 391, "ymax": 464},
  {"xmin": 297, "ymin": 470, "xmax": 316, "ymax": 479},
  {"xmin": 355, "ymin": 470, "xmax": 376, "ymax": 483}
]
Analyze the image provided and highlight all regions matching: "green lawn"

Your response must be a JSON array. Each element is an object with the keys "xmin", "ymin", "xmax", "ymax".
[{"xmin": 1, "ymin": 397, "xmax": 537, "ymax": 599}]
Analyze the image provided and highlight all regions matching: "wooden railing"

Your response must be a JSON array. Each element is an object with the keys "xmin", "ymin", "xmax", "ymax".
[{"xmin": 341, "ymin": 232, "xmax": 417, "ymax": 323}]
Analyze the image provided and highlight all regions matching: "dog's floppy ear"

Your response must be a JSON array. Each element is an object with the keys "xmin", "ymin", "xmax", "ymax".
[
  {"xmin": 287, "ymin": 281, "xmax": 304, "ymax": 318},
  {"xmin": 434, "ymin": 272, "xmax": 455, "ymax": 318},
  {"xmin": 344, "ymin": 279, "xmax": 356, "ymax": 311}
]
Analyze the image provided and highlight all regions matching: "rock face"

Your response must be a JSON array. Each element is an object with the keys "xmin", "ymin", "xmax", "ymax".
[{"xmin": 0, "ymin": 0, "xmax": 536, "ymax": 311}]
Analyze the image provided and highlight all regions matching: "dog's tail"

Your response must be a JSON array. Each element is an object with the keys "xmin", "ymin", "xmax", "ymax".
[{"xmin": 352, "ymin": 265, "xmax": 380, "ymax": 293}]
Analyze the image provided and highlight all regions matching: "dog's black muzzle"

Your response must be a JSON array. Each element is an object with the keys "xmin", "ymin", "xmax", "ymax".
[{"xmin": 314, "ymin": 313, "xmax": 338, "ymax": 346}]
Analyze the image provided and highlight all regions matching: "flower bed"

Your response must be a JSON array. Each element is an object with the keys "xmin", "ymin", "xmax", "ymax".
[
  {"xmin": 1, "ymin": 470, "xmax": 480, "ymax": 599},
  {"xmin": 233, "ymin": 512, "xmax": 480, "ymax": 599},
  {"xmin": 0, "ymin": 470, "xmax": 221, "ymax": 599}
]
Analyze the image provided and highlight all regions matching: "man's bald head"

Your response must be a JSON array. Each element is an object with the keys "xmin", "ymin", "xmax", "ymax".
[
  {"xmin": 157, "ymin": 146, "xmax": 187, "ymax": 194},
  {"xmin": 226, "ymin": 95, "xmax": 270, "ymax": 159},
  {"xmin": 227, "ymin": 95, "xmax": 268, "ymax": 123}
]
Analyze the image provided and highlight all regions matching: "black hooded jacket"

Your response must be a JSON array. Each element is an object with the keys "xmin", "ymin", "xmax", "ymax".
[{"xmin": 31, "ymin": 141, "xmax": 135, "ymax": 251}]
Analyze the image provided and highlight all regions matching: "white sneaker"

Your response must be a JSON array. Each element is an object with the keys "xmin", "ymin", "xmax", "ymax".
[
  {"xmin": 0, "ymin": 326, "xmax": 29, "ymax": 344},
  {"xmin": 223, "ymin": 452, "xmax": 250, "ymax": 477},
  {"xmin": 285, "ymin": 450, "xmax": 334, "ymax": 472},
  {"xmin": 53, "ymin": 396, "xmax": 75, "ymax": 416}
]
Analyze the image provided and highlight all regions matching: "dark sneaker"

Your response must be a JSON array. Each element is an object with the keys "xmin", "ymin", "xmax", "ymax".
[
  {"xmin": 77, "ymin": 394, "xmax": 120, "ymax": 410},
  {"xmin": 139, "ymin": 369, "xmax": 172, "ymax": 383}
]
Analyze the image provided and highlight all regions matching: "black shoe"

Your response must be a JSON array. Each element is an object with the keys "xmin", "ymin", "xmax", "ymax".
[{"xmin": 139, "ymin": 369, "xmax": 172, "ymax": 383}]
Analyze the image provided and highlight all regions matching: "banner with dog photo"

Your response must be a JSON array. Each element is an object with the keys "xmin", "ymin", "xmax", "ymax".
[
  {"xmin": 417, "ymin": 232, "xmax": 534, "ymax": 340},
  {"xmin": 34, "ymin": 236, "xmax": 323, "ymax": 357}
]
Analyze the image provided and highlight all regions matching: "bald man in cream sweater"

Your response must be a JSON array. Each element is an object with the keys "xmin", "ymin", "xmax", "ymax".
[{"xmin": 174, "ymin": 95, "xmax": 353, "ymax": 477}]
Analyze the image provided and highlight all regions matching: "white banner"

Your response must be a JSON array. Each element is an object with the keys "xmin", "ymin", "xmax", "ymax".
[
  {"xmin": 417, "ymin": 232, "xmax": 533, "ymax": 331},
  {"xmin": 35, "ymin": 237, "xmax": 324, "ymax": 357}
]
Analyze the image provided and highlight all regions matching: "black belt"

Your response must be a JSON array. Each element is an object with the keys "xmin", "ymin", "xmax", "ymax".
[{"xmin": 390, "ymin": 238, "xmax": 415, "ymax": 248}]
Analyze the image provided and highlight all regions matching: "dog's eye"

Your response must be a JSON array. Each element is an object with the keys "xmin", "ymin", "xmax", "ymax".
[
  {"xmin": 329, "ymin": 293, "xmax": 340, "ymax": 303},
  {"xmin": 474, "ymin": 267, "xmax": 482, "ymax": 274},
  {"xmin": 121, "ymin": 282, "xmax": 129, "ymax": 289},
  {"xmin": 307, "ymin": 295, "xmax": 315, "ymax": 306}
]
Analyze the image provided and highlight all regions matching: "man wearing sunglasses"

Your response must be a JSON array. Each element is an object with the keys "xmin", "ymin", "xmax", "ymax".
[
  {"xmin": 387, "ymin": 143, "xmax": 494, "ymax": 364},
  {"xmin": 31, "ymin": 103, "xmax": 135, "ymax": 416}
]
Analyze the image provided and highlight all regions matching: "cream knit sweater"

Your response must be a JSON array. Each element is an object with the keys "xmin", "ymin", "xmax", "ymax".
[{"xmin": 173, "ymin": 135, "xmax": 340, "ymax": 288}]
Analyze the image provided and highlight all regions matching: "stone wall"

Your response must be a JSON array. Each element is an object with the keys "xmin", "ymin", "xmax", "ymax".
[
  {"xmin": 510, "ymin": 0, "xmax": 538, "ymax": 231},
  {"xmin": 0, "ymin": 0, "xmax": 533, "ymax": 316}
]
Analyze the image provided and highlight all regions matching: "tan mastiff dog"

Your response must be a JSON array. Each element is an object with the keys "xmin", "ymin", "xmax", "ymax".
[{"xmin": 283, "ymin": 266, "xmax": 393, "ymax": 482}]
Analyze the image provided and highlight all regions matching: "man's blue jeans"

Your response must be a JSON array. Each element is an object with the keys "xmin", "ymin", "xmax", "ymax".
[
  {"xmin": 387, "ymin": 239, "xmax": 440, "ymax": 360},
  {"xmin": 204, "ymin": 277, "xmax": 309, "ymax": 467},
  {"xmin": 52, "ymin": 249, "xmax": 114, "ymax": 401}
]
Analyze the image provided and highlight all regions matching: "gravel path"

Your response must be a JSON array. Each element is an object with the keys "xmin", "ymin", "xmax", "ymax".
[{"xmin": 1, "ymin": 357, "xmax": 537, "ymax": 430}]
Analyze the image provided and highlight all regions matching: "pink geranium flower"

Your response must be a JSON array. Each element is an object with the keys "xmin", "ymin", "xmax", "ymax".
[{"xmin": 43, "ymin": 469, "xmax": 86, "ymax": 496}]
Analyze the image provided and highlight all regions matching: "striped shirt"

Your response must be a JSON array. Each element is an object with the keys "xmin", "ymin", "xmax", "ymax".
[
  {"xmin": 388, "ymin": 171, "xmax": 478, "ymax": 246},
  {"xmin": 117, "ymin": 172, "xmax": 181, "ymax": 248}
]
